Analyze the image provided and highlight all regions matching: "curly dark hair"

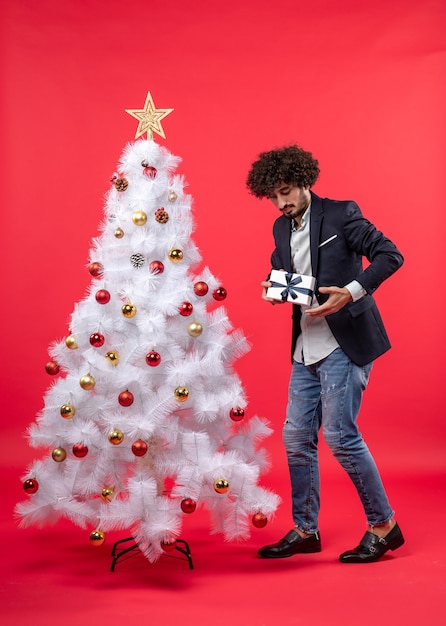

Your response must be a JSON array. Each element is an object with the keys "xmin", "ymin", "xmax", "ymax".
[{"xmin": 246, "ymin": 145, "xmax": 320, "ymax": 198}]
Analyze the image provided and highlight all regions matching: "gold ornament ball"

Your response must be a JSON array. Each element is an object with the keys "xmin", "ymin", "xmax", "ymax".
[
  {"xmin": 168, "ymin": 248, "xmax": 183, "ymax": 263},
  {"xmin": 187, "ymin": 321, "xmax": 203, "ymax": 337},
  {"xmin": 65, "ymin": 335, "xmax": 78, "ymax": 350},
  {"xmin": 89, "ymin": 529, "xmax": 105, "ymax": 546},
  {"xmin": 101, "ymin": 486, "xmax": 115, "ymax": 502},
  {"xmin": 52, "ymin": 447, "xmax": 67, "ymax": 462},
  {"xmin": 168, "ymin": 190, "xmax": 177, "ymax": 202},
  {"xmin": 105, "ymin": 351, "xmax": 120, "ymax": 365},
  {"xmin": 174, "ymin": 386, "xmax": 189, "ymax": 402},
  {"xmin": 108, "ymin": 428, "xmax": 124, "ymax": 445},
  {"xmin": 80, "ymin": 374, "xmax": 95, "ymax": 390},
  {"xmin": 114, "ymin": 227, "xmax": 124, "ymax": 238},
  {"xmin": 214, "ymin": 478, "xmax": 230, "ymax": 494},
  {"xmin": 132, "ymin": 210, "xmax": 147, "ymax": 226},
  {"xmin": 122, "ymin": 303, "xmax": 137, "ymax": 318},
  {"xmin": 60, "ymin": 403, "xmax": 76, "ymax": 419}
]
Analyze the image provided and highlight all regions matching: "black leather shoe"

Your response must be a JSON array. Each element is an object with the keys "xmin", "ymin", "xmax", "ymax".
[
  {"xmin": 258, "ymin": 529, "xmax": 321, "ymax": 558},
  {"xmin": 339, "ymin": 523, "xmax": 404, "ymax": 563}
]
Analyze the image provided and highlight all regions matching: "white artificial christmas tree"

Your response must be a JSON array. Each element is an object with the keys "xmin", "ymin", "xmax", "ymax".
[{"xmin": 16, "ymin": 92, "xmax": 280, "ymax": 564}]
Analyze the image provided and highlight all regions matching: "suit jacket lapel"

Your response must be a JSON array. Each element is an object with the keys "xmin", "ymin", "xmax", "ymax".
[
  {"xmin": 310, "ymin": 192, "xmax": 323, "ymax": 278},
  {"xmin": 275, "ymin": 217, "xmax": 293, "ymax": 271}
]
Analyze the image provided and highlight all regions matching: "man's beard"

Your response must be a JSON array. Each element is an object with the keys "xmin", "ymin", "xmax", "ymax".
[{"xmin": 284, "ymin": 205, "xmax": 307, "ymax": 220}]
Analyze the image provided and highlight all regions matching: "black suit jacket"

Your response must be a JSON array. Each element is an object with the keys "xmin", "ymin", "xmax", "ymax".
[{"xmin": 270, "ymin": 192, "xmax": 404, "ymax": 366}]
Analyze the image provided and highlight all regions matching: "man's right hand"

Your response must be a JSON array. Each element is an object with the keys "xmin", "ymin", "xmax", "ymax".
[{"xmin": 261, "ymin": 269, "xmax": 287, "ymax": 304}]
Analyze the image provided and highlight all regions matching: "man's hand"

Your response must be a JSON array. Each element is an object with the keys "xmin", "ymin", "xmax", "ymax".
[{"xmin": 305, "ymin": 286, "xmax": 352, "ymax": 317}]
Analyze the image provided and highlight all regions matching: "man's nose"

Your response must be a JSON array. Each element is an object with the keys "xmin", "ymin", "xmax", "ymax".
[{"xmin": 279, "ymin": 198, "xmax": 288, "ymax": 210}]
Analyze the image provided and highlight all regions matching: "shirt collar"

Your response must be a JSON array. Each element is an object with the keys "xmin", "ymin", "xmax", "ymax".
[{"xmin": 291, "ymin": 202, "xmax": 311, "ymax": 232}]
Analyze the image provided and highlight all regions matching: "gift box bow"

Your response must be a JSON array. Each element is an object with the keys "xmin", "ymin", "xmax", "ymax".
[{"xmin": 270, "ymin": 273, "xmax": 314, "ymax": 302}]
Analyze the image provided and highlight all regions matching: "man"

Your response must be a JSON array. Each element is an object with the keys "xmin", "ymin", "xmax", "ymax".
[{"xmin": 246, "ymin": 145, "xmax": 404, "ymax": 563}]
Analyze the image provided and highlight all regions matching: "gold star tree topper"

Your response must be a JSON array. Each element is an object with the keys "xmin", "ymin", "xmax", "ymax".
[{"xmin": 125, "ymin": 92, "xmax": 174, "ymax": 140}]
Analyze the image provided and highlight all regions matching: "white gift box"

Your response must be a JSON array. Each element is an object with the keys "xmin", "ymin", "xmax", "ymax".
[{"xmin": 267, "ymin": 270, "xmax": 316, "ymax": 306}]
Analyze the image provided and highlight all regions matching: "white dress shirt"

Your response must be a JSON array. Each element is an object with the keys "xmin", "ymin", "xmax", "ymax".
[{"xmin": 290, "ymin": 205, "xmax": 366, "ymax": 365}]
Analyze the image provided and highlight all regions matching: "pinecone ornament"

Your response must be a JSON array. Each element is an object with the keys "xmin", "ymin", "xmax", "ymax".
[
  {"xmin": 155, "ymin": 208, "xmax": 169, "ymax": 224},
  {"xmin": 114, "ymin": 177, "xmax": 128, "ymax": 192}
]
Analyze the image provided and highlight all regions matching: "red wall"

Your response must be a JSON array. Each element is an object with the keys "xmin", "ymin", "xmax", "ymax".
[{"xmin": 2, "ymin": 0, "xmax": 445, "ymax": 477}]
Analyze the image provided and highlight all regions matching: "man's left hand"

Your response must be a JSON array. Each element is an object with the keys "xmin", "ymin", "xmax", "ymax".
[{"xmin": 304, "ymin": 286, "xmax": 352, "ymax": 317}]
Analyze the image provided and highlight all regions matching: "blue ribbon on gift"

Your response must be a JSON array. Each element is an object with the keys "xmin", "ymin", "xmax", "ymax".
[{"xmin": 270, "ymin": 273, "xmax": 314, "ymax": 302}]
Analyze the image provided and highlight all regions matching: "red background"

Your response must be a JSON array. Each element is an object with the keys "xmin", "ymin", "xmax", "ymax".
[{"xmin": 2, "ymin": 1, "xmax": 445, "ymax": 624}]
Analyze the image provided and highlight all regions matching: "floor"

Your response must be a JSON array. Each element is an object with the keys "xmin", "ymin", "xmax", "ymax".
[{"xmin": 3, "ymin": 456, "xmax": 445, "ymax": 626}]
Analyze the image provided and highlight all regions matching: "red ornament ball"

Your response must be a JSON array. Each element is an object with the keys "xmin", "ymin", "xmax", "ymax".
[
  {"xmin": 213, "ymin": 287, "xmax": 227, "ymax": 301},
  {"xmin": 143, "ymin": 166, "xmax": 157, "ymax": 178},
  {"xmin": 45, "ymin": 360, "xmax": 60, "ymax": 376},
  {"xmin": 194, "ymin": 281, "xmax": 209, "ymax": 296},
  {"xmin": 149, "ymin": 260, "xmax": 164, "ymax": 274},
  {"xmin": 88, "ymin": 262, "xmax": 104, "ymax": 278},
  {"xmin": 89, "ymin": 332, "xmax": 105, "ymax": 348},
  {"xmin": 179, "ymin": 301, "xmax": 193, "ymax": 316},
  {"xmin": 72, "ymin": 443, "xmax": 89, "ymax": 458},
  {"xmin": 118, "ymin": 390, "xmax": 134, "ymax": 407},
  {"xmin": 161, "ymin": 537, "xmax": 177, "ymax": 552},
  {"xmin": 252, "ymin": 512, "xmax": 268, "ymax": 528},
  {"xmin": 131, "ymin": 440, "xmax": 148, "ymax": 457},
  {"xmin": 230, "ymin": 407, "xmax": 245, "ymax": 421},
  {"xmin": 95, "ymin": 289, "xmax": 111, "ymax": 304},
  {"xmin": 23, "ymin": 478, "xmax": 39, "ymax": 494},
  {"xmin": 181, "ymin": 498, "xmax": 197, "ymax": 514},
  {"xmin": 146, "ymin": 351, "xmax": 161, "ymax": 367}
]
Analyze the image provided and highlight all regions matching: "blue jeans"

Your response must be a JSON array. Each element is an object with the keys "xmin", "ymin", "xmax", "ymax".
[{"xmin": 283, "ymin": 348, "xmax": 394, "ymax": 533}]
